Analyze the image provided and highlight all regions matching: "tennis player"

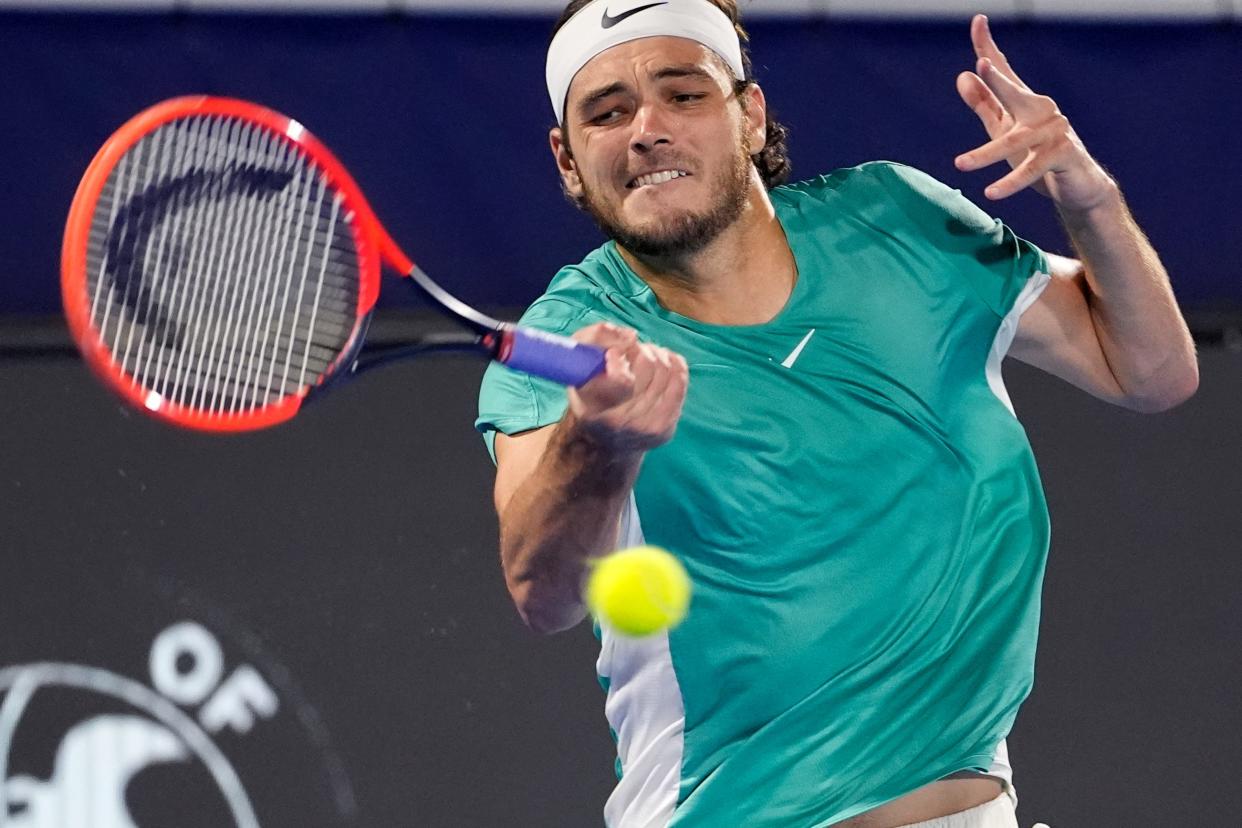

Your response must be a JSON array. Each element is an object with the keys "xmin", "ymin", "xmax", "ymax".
[{"xmin": 477, "ymin": 2, "xmax": 1198, "ymax": 826}]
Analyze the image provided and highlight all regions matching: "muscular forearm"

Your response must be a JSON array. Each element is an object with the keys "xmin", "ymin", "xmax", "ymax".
[
  {"xmin": 1059, "ymin": 184, "xmax": 1199, "ymax": 411},
  {"xmin": 499, "ymin": 412, "xmax": 642, "ymax": 634},
  {"xmin": 493, "ymin": 323, "xmax": 688, "ymax": 633}
]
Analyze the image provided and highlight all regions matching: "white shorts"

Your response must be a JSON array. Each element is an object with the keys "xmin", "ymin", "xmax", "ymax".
[{"xmin": 896, "ymin": 792, "xmax": 1019, "ymax": 828}]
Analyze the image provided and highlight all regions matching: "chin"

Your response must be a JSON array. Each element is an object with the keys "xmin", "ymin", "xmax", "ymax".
[
  {"xmin": 614, "ymin": 213, "xmax": 723, "ymax": 257},
  {"xmin": 621, "ymin": 195, "xmax": 706, "ymax": 228},
  {"xmin": 581, "ymin": 168, "xmax": 750, "ymax": 258},
  {"xmin": 623, "ymin": 207, "xmax": 691, "ymax": 233}
]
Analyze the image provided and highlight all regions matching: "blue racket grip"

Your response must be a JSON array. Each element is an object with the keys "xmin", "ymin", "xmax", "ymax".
[{"xmin": 499, "ymin": 326, "xmax": 606, "ymax": 387}]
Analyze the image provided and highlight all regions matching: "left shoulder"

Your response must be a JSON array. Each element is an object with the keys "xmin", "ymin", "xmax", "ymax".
[
  {"xmin": 772, "ymin": 161, "xmax": 918, "ymax": 205},
  {"xmin": 775, "ymin": 162, "xmax": 995, "ymax": 233},
  {"xmin": 859, "ymin": 162, "xmax": 1000, "ymax": 233},
  {"xmin": 778, "ymin": 161, "xmax": 957, "ymax": 197}
]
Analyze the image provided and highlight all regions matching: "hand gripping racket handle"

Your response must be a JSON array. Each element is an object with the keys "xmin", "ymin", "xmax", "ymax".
[{"xmin": 498, "ymin": 326, "xmax": 606, "ymax": 387}]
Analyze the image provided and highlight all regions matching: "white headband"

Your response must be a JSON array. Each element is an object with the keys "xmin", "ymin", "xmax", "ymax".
[{"xmin": 546, "ymin": 0, "xmax": 746, "ymax": 124}]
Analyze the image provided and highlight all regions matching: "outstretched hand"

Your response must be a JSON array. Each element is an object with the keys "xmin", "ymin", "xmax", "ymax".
[{"xmin": 954, "ymin": 14, "xmax": 1116, "ymax": 214}]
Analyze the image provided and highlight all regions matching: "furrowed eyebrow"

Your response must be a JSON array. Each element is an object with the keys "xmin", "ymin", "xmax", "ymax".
[
  {"xmin": 651, "ymin": 65, "xmax": 716, "ymax": 83},
  {"xmin": 574, "ymin": 65, "xmax": 719, "ymax": 117},
  {"xmin": 576, "ymin": 82, "xmax": 628, "ymax": 117}
]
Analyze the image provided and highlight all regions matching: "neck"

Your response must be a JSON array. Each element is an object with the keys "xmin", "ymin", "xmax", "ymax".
[{"xmin": 616, "ymin": 178, "xmax": 797, "ymax": 326}]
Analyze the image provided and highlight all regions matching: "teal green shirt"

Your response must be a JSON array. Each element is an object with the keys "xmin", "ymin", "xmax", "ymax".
[{"xmin": 478, "ymin": 162, "xmax": 1052, "ymax": 827}]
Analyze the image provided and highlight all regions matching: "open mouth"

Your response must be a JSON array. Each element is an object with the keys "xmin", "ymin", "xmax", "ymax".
[{"xmin": 627, "ymin": 169, "xmax": 692, "ymax": 189}]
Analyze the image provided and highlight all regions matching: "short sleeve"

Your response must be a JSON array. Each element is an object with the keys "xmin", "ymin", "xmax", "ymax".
[
  {"xmin": 475, "ymin": 297, "xmax": 605, "ymax": 462},
  {"xmin": 864, "ymin": 162, "xmax": 1050, "ymax": 319}
]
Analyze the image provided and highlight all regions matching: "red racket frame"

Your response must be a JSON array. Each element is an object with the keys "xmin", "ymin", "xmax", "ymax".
[{"xmin": 62, "ymin": 96, "xmax": 406, "ymax": 432}]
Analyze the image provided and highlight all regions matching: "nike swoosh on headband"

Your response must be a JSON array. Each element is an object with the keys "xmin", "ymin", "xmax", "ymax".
[{"xmin": 601, "ymin": 1, "xmax": 670, "ymax": 29}]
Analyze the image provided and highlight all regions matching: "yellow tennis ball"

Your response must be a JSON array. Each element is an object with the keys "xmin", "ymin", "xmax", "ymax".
[{"xmin": 586, "ymin": 546, "xmax": 691, "ymax": 637}]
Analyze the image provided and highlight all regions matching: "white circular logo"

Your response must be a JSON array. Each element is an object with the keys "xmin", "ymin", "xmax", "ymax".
[{"xmin": 1, "ymin": 621, "xmax": 351, "ymax": 827}]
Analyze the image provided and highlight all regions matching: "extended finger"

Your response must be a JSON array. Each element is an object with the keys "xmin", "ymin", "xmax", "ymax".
[
  {"xmin": 956, "ymin": 70, "xmax": 1008, "ymax": 139},
  {"xmin": 977, "ymin": 58, "xmax": 1051, "ymax": 122},
  {"xmin": 984, "ymin": 149, "xmax": 1053, "ymax": 200},
  {"xmin": 956, "ymin": 122, "xmax": 1042, "ymax": 171},
  {"xmin": 970, "ymin": 14, "xmax": 1029, "ymax": 91}
]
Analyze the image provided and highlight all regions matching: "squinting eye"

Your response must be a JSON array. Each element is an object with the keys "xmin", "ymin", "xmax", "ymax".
[
  {"xmin": 673, "ymin": 94, "xmax": 705, "ymax": 103},
  {"xmin": 591, "ymin": 109, "xmax": 623, "ymax": 124}
]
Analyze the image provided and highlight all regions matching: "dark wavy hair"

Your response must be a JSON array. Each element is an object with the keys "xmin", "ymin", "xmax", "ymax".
[{"xmin": 551, "ymin": 0, "xmax": 792, "ymax": 189}]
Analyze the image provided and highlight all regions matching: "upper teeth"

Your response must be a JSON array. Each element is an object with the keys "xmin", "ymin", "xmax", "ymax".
[{"xmin": 633, "ymin": 170, "xmax": 688, "ymax": 188}]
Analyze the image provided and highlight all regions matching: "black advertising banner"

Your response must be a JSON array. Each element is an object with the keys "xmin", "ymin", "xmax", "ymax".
[
  {"xmin": 1, "ymin": 355, "xmax": 616, "ymax": 827},
  {"xmin": 2, "ymin": 351, "xmax": 1240, "ymax": 825}
]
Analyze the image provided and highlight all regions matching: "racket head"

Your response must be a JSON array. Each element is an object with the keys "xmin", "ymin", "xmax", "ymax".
[{"xmin": 62, "ymin": 96, "xmax": 385, "ymax": 432}]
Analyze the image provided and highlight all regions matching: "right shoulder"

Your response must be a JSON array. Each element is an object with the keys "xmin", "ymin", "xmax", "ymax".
[{"xmin": 477, "ymin": 244, "xmax": 627, "ymax": 462}]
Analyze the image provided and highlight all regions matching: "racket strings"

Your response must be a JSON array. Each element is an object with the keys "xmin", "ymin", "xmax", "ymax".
[{"xmin": 83, "ymin": 114, "xmax": 359, "ymax": 417}]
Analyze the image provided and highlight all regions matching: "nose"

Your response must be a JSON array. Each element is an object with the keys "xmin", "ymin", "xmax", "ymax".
[{"xmin": 630, "ymin": 102, "xmax": 673, "ymax": 154}]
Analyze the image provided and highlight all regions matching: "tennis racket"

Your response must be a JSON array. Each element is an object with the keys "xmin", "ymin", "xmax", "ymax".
[{"xmin": 61, "ymin": 96, "xmax": 605, "ymax": 432}]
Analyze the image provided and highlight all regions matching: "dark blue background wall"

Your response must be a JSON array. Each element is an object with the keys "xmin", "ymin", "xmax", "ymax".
[{"xmin": 2, "ymin": 13, "xmax": 1239, "ymax": 318}]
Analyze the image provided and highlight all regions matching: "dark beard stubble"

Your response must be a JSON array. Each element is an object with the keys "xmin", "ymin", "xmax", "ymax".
[{"xmin": 576, "ymin": 136, "xmax": 753, "ymax": 260}]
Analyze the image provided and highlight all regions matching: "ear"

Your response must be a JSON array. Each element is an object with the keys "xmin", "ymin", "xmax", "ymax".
[
  {"xmin": 739, "ymin": 83, "xmax": 768, "ymax": 157},
  {"xmin": 549, "ymin": 126, "xmax": 585, "ymax": 200}
]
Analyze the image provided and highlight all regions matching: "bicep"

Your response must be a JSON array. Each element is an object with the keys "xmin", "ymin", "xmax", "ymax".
[
  {"xmin": 1008, "ymin": 253, "xmax": 1128, "ymax": 405},
  {"xmin": 493, "ymin": 424, "xmax": 558, "ymax": 517}
]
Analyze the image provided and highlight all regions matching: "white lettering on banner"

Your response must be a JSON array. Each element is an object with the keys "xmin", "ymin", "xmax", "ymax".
[
  {"xmin": 148, "ymin": 621, "xmax": 280, "ymax": 735},
  {"xmin": 200, "ymin": 665, "xmax": 281, "ymax": 735},
  {"xmin": 150, "ymin": 620, "xmax": 225, "ymax": 705}
]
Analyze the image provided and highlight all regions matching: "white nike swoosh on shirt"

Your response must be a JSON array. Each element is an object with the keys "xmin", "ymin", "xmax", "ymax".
[{"xmin": 781, "ymin": 329, "xmax": 816, "ymax": 368}]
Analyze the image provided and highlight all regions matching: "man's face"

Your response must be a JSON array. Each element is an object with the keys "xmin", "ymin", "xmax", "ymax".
[{"xmin": 551, "ymin": 36, "xmax": 766, "ymax": 258}]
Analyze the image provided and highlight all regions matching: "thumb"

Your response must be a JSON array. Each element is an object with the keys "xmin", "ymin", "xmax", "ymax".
[{"xmin": 571, "ymin": 346, "xmax": 636, "ymax": 412}]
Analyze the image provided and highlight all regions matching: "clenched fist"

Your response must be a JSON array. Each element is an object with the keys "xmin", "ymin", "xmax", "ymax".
[{"xmin": 566, "ymin": 322, "xmax": 689, "ymax": 454}]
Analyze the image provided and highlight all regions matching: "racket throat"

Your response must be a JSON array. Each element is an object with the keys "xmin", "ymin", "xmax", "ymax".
[
  {"xmin": 347, "ymin": 324, "xmax": 503, "ymax": 379},
  {"xmin": 492, "ymin": 327, "xmax": 515, "ymax": 363}
]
